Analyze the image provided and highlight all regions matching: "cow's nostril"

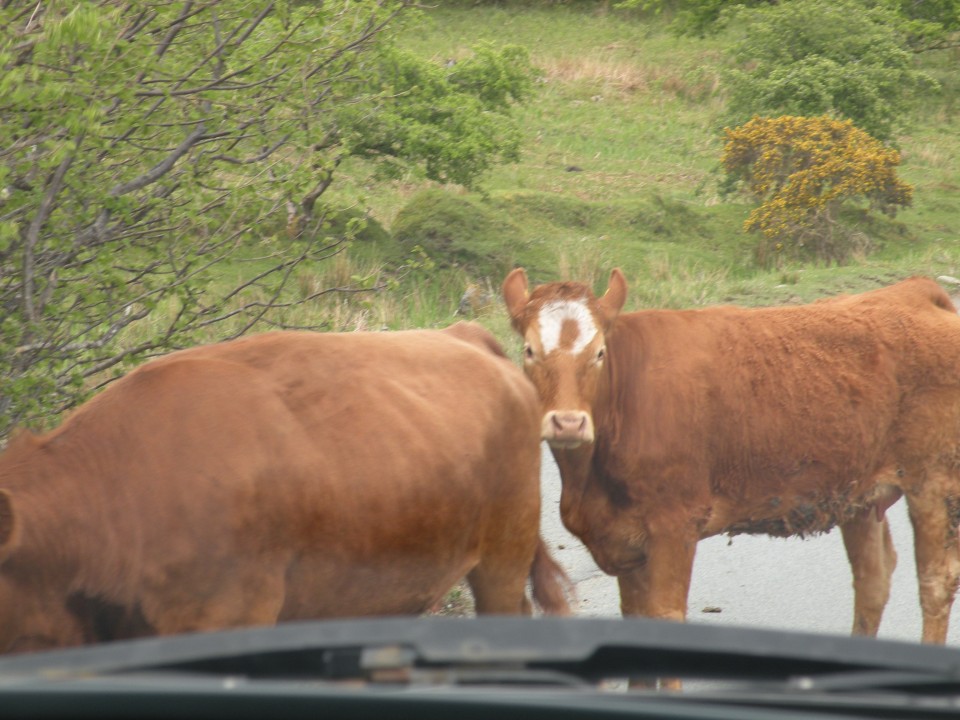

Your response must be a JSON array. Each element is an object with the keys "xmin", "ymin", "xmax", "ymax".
[{"xmin": 552, "ymin": 412, "xmax": 587, "ymax": 435}]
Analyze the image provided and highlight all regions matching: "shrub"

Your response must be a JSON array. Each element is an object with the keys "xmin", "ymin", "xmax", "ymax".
[
  {"xmin": 391, "ymin": 189, "xmax": 521, "ymax": 277},
  {"xmin": 721, "ymin": 0, "xmax": 937, "ymax": 141},
  {"xmin": 721, "ymin": 115, "xmax": 913, "ymax": 266}
]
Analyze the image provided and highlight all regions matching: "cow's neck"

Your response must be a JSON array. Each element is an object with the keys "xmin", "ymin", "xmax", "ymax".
[{"xmin": 549, "ymin": 349, "xmax": 622, "ymax": 537}]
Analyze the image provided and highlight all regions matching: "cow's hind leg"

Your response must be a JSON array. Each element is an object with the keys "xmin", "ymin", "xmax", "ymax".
[
  {"xmin": 840, "ymin": 512, "xmax": 897, "ymax": 636},
  {"xmin": 905, "ymin": 473, "xmax": 960, "ymax": 644},
  {"xmin": 467, "ymin": 560, "xmax": 532, "ymax": 615},
  {"xmin": 467, "ymin": 527, "xmax": 540, "ymax": 616}
]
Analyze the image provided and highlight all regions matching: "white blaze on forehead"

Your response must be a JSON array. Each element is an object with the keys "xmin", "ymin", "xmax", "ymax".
[{"xmin": 537, "ymin": 299, "xmax": 598, "ymax": 354}]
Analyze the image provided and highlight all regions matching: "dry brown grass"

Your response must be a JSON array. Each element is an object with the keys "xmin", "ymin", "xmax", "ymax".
[
  {"xmin": 537, "ymin": 53, "xmax": 655, "ymax": 95},
  {"xmin": 535, "ymin": 45, "xmax": 723, "ymax": 103},
  {"xmin": 904, "ymin": 142, "xmax": 954, "ymax": 170}
]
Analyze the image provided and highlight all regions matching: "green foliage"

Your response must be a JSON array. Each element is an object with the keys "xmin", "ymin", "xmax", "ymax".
[
  {"xmin": 337, "ymin": 43, "xmax": 536, "ymax": 187},
  {"xmin": 883, "ymin": 0, "xmax": 960, "ymax": 50},
  {"xmin": 721, "ymin": 0, "xmax": 938, "ymax": 141},
  {"xmin": 0, "ymin": 1, "xmax": 534, "ymax": 439},
  {"xmin": 616, "ymin": 0, "xmax": 771, "ymax": 36},
  {"xmin": 379, "ymin": 1, "xmax": 960, "ymax": 315},
  {"xmin": 891, "ymin": 0, "xmax": 960, "ymax": 30},
  {"xmin": 3, "ymin": 0, "xmax": 958, "ymax": 439},
  {"xmin": 722, "ymin": 115, "xmax": 913, "ymax": 265},
  {"xmin": 391, "ymin": 189, "xmax": 522, "ymax": 276},
  {"xmin": 323, "ymin": 210, "xmax": 392, "ymax": 246},
  {"xmin": 620, "ymin": 0, "xmax": 960, "ymax": 42}
]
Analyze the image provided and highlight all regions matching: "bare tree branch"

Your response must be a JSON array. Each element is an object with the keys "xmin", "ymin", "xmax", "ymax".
[
  {"xmin": 108, "ymin": 124, "xmax": 208, "ymax": 197},
  {"xmin": 22, "ymin": 138, "xmax": 80, "ymax": 322}
]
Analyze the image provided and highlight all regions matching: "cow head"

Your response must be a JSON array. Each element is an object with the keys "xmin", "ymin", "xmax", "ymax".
[{"xmin": 502, "ymin": 268, "xmax": 627, "ymax": 448}]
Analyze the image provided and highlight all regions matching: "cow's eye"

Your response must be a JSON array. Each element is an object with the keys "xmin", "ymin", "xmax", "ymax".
[
  {"xmin": 523, "ymin": 344, "xmax": 535, "ymax": 361},
  {"xmin": 596, "ymin": 346, "xmax": 606, "ymax": 363}
]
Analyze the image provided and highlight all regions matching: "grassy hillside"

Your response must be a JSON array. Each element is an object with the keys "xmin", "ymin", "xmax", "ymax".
[{"xmin": 323, "ymin": 2, "xmax": 960, "ymax": 334}]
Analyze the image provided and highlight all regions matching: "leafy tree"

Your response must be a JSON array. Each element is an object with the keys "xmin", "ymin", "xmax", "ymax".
[
  {"xmin": 720, "ymin": 0, "xmax": 937, "ymax": 141},
  {"xmin": 879, "ymin": 0, "xmax": 960, "ymax": 51},
  {"xmin": 337, "ymin": 43, "xmax": 535, "ymax": 187},
  {"xmin": 615, "ymin": 0, "xmax": 770, "ymax": 37},
  {"xmin": 721, "ymin": 115, "xmax": 913, "ymax": 265},
  {"xmin": 0, "ymin": 1, "xmax": 535, "ymax": 440},
  {"xmin": 618, "ymin": 0, "xmax": 960, "ymax": 45}
]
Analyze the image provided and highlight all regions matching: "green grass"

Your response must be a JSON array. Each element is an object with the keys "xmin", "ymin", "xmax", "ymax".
[{"xmin": 404, "ymin": 4, "xmax": 729, "ymax": 201}]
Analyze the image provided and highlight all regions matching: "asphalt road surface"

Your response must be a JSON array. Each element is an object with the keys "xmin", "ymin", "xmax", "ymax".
[{"xmin": 539, "ymin": 445, "xmax": 960, "ymax": 645}]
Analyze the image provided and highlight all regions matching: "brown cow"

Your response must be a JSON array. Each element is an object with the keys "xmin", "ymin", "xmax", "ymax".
[
  {"xmin": 504, "ymin": 267, "xmax": 960, "ymax": 644},
  {"xmin": 0, "ymin": 322, "xmax": 570, "ymax": 655}
]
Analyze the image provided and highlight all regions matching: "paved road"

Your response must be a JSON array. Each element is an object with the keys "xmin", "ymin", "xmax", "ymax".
[{"xmin": 539, "ymin": 445, "xmax": 960, "ymax": 645}]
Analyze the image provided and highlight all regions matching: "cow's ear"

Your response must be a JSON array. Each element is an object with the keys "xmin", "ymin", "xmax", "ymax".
[
  {"xmin": 502, "ymin": 268, "xmax": 530, "ymax": 329},
  {"xmin": 598, "ymin": 268, "xmax": 627, "ymax": 326},
  {"xmin": 0, "ymin": 490, "xmax": 17, "ymax": 562}
]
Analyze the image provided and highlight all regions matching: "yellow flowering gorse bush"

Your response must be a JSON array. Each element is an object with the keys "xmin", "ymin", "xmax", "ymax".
[{"xmin": 722, "ymin": 115, "xmax": 913, "ymax": 265}]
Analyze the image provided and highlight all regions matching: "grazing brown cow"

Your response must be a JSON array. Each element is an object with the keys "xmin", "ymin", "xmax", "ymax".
[
  {"xmin": 0, "ymin": 322, "xmax": 570, "ymax": 655},
  {"xmin": 504, "ymin": 267, "xmax": 960, "ymax": 644}
]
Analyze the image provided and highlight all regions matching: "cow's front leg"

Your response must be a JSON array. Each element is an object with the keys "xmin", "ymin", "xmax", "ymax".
[
  {"xmin": 616, "ymin": 531, "xmax": 697, "ymax": 622},
  {"xmin": 617, "ymin": 532, "xmax": 697, "ymax": 691}
]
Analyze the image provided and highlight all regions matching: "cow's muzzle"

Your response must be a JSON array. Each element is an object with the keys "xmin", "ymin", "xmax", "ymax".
[{"xmin": 542, "ymin": 410, "xmax": 594, "ymax": 448}]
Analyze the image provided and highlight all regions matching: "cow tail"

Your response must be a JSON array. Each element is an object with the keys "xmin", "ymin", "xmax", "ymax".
[{"xmin": 530, "ymin": 537, "xmax": 575, "ymax": 616}]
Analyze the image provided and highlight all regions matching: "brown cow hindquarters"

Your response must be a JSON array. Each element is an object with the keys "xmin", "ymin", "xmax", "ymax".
[{"xmin": 265, "ymin": 328, "xmax": 548, "ymax": 620}]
